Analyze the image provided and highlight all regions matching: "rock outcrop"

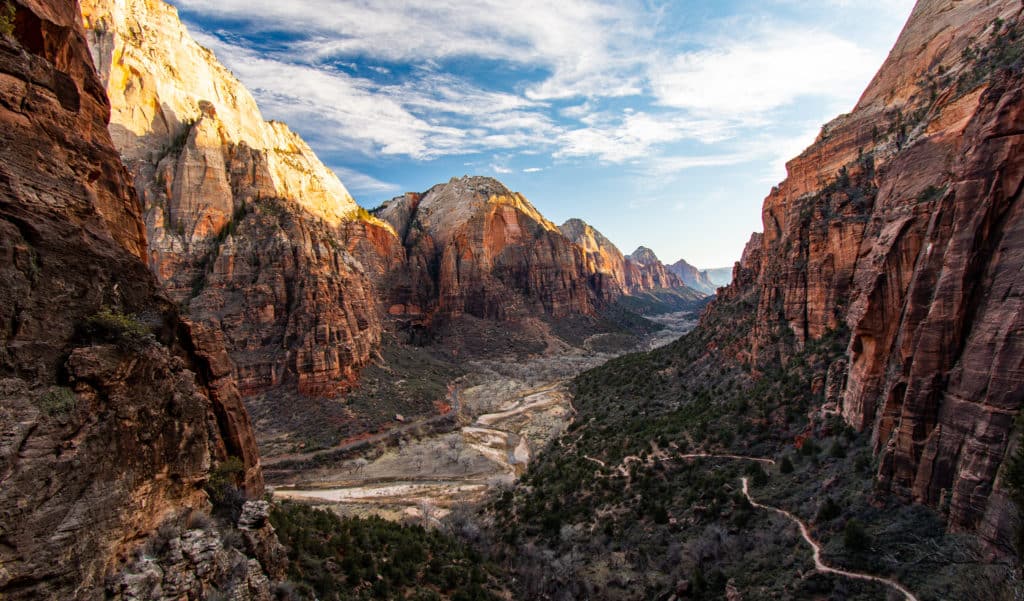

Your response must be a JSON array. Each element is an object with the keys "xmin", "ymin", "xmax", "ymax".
[
  {"xmin": 624, "ymin": 246, "xmax": 687, "ymax": 293},
  {"xmin": 81, "ymin": 0, "xmax": 400, "ymax": 397},
  {"xmin": 559, "ymin": 218, "xmax": 698, "ymax": 298},
  {"xmin": 715, "ymin": 0, "xmax": 1024, "ymax": 551},
  {"xmin": 559, "ymin": 217, "xmax": 631, "ymax": 299},
  {"xmin": 377, "ymin": 177, "xmax": 602, "ymax": 321},
  {"xmin": 0, "ymin": 0, "xmax": 266, "ymax": 597},
  {"xmin": 667, "ymin": 258, "xmax": 717, "ymax": 295}
]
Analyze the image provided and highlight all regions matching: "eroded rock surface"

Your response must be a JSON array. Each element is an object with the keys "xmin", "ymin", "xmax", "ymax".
[
  {"xmin": 81, "ymin": 0, "xmax": 397, "ymax": 397},
  {"xmin": 715, "ymin": 0, "xmax": 1024, "ymax": 551},
  {"xmin": 377, "ymin": 177, "xmax": 605, "ymax": 321},
  {"xmin": 560, "ymin": 218, "xmax": 696, "ymax": 297},
  {"xmin": 0, "ymin": 0, "xmax": 265, "ymax": 597}
]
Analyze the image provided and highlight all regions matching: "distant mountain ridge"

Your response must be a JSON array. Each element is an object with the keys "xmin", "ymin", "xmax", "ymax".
[
  {"xmin": 666, "ymin": 258, "xmax": 718, "ymax": 294},
  {"xmin": 701, "ymin": 266, "xmax": 734, "ymax": 287},
  {"xmin": 559, "ymin": 219, "xmax": 705, "ymax": 299}
]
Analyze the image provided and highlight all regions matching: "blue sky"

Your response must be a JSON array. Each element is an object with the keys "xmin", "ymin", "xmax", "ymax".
[{"xmin": 168, "ymin": 0, "xmax": 914, "ymax": 268}]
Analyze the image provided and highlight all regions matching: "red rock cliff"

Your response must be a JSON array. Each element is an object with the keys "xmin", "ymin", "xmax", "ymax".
[
  {"xmin": 716, "ymin": 0, "xmax": 1024, "ymax": 551},
  {"xmin": 81, "ymin": 0, "xmax": 403, "ymax": 398},
  {"xmin": 377, "ymin": 177, "xmax": 603, "ymax": 321},
  {"xmin": 624, "ymin": 246, "xmax": 687, "ymax": 293},
  {"xmin": 0, "ymin": 0, "xmax": 263, "ymax": 596},
  {"xmin": 559, "ymin": 218, "xmax": 695, "ymax": 298}
]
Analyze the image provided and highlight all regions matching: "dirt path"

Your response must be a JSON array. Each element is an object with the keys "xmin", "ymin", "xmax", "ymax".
[
  {"xmin": 622, "ymin": 451, "xmax": 918, "ymax": 600},
  {"xmin": 740, "ymin": 477, "xmax": 918, "ymax": 601},
  {"xmin": 677, "ymin": 453, "xmax": 775, "ymax": 465}
]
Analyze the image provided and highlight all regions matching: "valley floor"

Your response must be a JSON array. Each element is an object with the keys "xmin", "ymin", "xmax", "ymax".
[{"xmin": 270, "ymin": 312, "xmax": 698, "ymax": 522}]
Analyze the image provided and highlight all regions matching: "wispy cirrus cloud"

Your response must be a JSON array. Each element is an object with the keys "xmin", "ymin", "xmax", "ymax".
[
  {"xmin": 554, "ymin": 110, "xmax": 734, "ymax": 163},
  {"xmin": 174, "ymin": 0, "xmax": 646, "ymax": 100},
  {"xmin": 168, "ymin": 0, "xmax": 915, "ymax": 266},
  {"xmin": 192, "ymin": 30, "xmax": 563, "ymax": 160},
  {"xmin": 332, "ymin": 166, "xmax": 402, "ymax": 196},
  {"xmin": 180, "ymin": 1, "xmax": 895, "ymax": 168}
]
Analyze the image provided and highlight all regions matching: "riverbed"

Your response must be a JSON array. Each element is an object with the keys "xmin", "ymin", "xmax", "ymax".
[{"xmin": 273, "ymin": 311, "xmax": 699, "ymax": 522}]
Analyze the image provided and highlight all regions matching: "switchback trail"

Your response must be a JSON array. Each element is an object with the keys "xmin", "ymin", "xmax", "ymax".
[
  {"xmin": 625, "ymin": 452, "xmax": 918, "ymax": 600},
  {"xmin": 740, "ymin": 477, "xmax": 919, "ymax": 601}
]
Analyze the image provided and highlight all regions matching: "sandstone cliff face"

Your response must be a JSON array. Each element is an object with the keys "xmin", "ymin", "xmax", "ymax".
[
  {"xmin": 0, "ymin": 1, "xmax": 265, "ymax": 597},
  {"xmin": 667, "ymin": 258, "xmax": 717, "ymax": 295},
  {"xmin": 81, "ymin": 0, "xmax": 400, "ymax": 397},
  {"xmin": 624, "ymin": 246, "xmax": 686, "ymax": 293},
  {"xmin": 377, "ymin": 177, "xmax": 603, "ymax": 321},
  {"xmin": 716, "ymin": 0, "xmax": 1024, "ymax": 550},
  {"xmin": 559, "ymin": 218, "xmax": 694, "ymax": 298},
  {"xmin": 559, "ymin": 217, "xmax": 630, "ymax": 299}
]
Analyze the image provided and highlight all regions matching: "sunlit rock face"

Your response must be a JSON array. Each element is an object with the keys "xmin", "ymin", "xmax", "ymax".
[
  {"xmin": 81, "ymin": 0, "xmax": 359, "ymax": 225},
  {"xmin": 377, "ymin": 177, "xmax": 605, "ymax": 321},
  {"xmin": 560, "ymin": 218, "xmax": 693, "ymax": 298},
  {"xmin": 624, "ymin": 246, "xmax": 685, "ymax": 293},
  {"xmin": 81, "ymin": 0, "xmax": 402, "ymax": 397},
  {"xmin": 714, "ymin": 0, "xmax": 1024, "ymax": 551},
  {"xmin": 0, "ymin": 0, "xmax": 263, "ymax": 597}
]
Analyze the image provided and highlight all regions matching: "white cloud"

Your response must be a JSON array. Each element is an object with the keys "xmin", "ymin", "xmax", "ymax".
[
  {"xmin": 523, "ymin": 167, "xmax": 544, "ymax": 173},
  {"xmin": 173, "ymin": 0, "xmax": 645, "ymax": 102},
  {"xmin": 191, "ymin": 30, "xmax": 563, "ymax": 160},
  {"xmin": 331, "ymin": 167, "xmax": 402, "ymax": 197},
  {"xmin": 554, "ymin": 111, "xmax": 733, "ymax": 163},
  {"xmin": 649, "ymin": 27, "xmax": 880, "ymax": 118},
  {"xmin": 170, "ymin": 0, "xmax": 912, "ymax": 193}
]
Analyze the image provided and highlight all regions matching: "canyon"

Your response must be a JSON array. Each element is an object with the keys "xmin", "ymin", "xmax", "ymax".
[
  {"xmin": 81, "ymin": 0, "xmax": 706, "ymax": 414},
  {"xmin": 270, "ymin": 311, "xmax": 698, "ymax": 522},
  {"xmin": 0, "ymin": 0, "xmax": 1020, "ymax": 598}
]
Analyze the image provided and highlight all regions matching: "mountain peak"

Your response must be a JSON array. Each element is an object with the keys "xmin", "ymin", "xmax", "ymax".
[
  {"xmin": 627, "ymin": 246, "xmax": 660, "ymax": 266},
  {"xmin": 559, "ymin": 218, "xmax": 617, "ymax": 253},
  {"xmin": 667, "ymin": 258, "xmax": 718, "ymax": 294},
  {"xmin": 404, "ymin": 175, "xmax": 557, "ymax": 243},
  {"xmin": 81, "ymin": 0, "xmax": 359, "ymax": 225}
]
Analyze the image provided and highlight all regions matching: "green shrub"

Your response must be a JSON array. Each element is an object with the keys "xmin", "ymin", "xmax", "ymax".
[
  {"xmin": 37, "ymin": 387, "xmax": 76, "ymax": 416},
  {"xmin": 779, "ymin": 456, "xmax": 794, "ymax": 474},
  {"xmin": 843, "ymin": 518, "xmax": 870, "ymax": 552},
  {"xmin": 800, "ymin": 439, "xmax": 818, "ymax": 456},
  {"xmin": 1003, "ymin": 431, "xmax": 1024, "ymax": 556},
  {"xmin": 816, "ymin": 497, "xmax": 841, "ymax": 522},
  {"xmin": 205, "ymin": 456, "xmax": 246, "ymax": 519},
  {"xmin": 161, "ymin": 118, "xmax": 197, "ymax": 159},
  {"xmin": 80, "ymin": 309, "xmax": 151, "ymax": 348},
  {"xmin": 269, "ymin": 502, "xmax": 501, "ymax": 601},
  {"xmin": 0, "ymin": 2, "xmax": 14, "ymax": 38},
  {"xmin": 745, "ymin": 462, "xmax": 768, "ymax": 486}
]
